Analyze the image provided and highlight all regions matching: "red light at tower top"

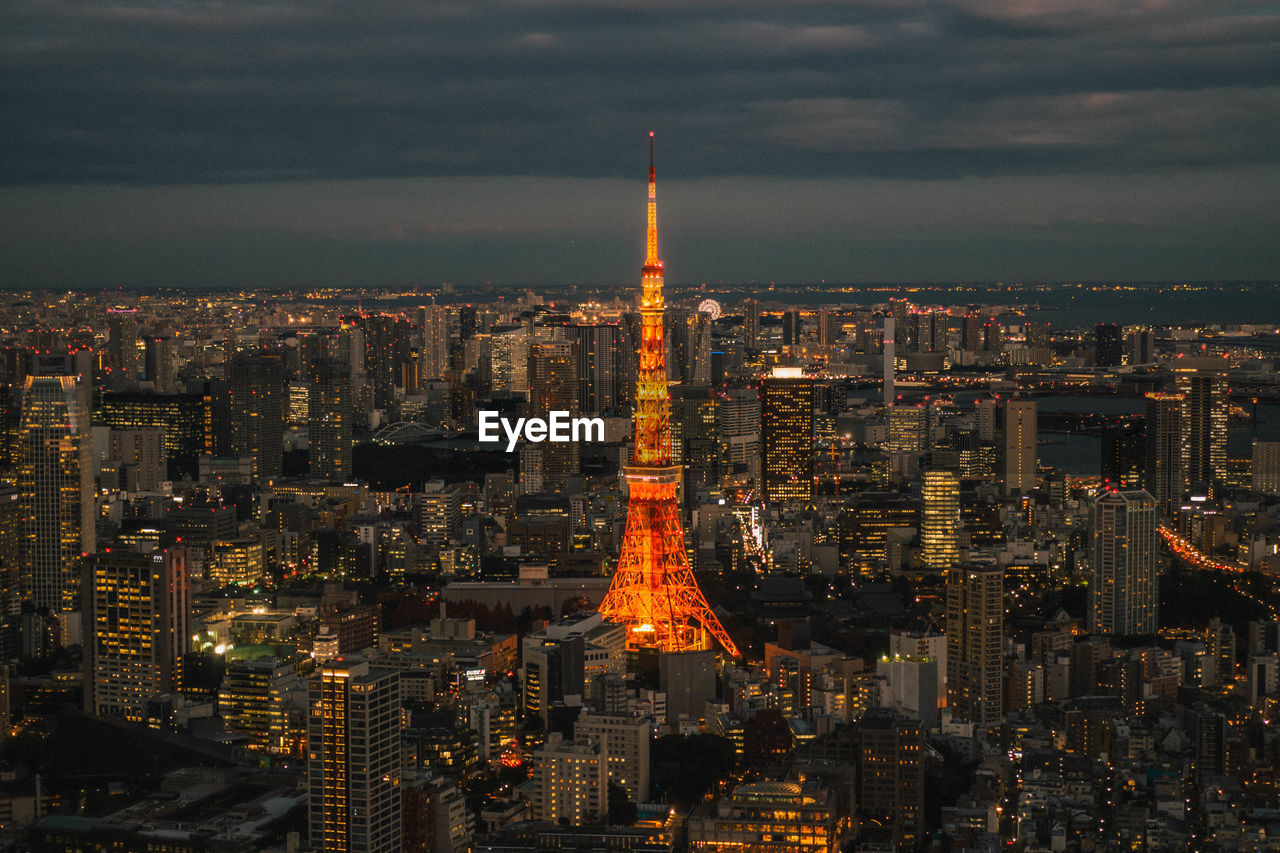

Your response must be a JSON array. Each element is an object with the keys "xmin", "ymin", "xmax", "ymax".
[{"xmin": 597, "ymin": 134, "xmax": 740, "ymax": 659}]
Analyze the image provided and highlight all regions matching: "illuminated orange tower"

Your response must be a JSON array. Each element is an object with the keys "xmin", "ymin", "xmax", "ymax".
[{"xmin": 598, "ymin": 133, "xmax": 740, "ymax": 658}]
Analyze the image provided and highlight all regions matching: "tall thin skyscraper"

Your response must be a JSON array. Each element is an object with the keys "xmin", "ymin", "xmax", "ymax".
[
  {"xmin": 921, "ymin": 469, "xmax": 961, "ymax": 572},
  {"xmin": 228, "ymin": 351, "xmax": 285, "ymax": 482},
  {"xmin": 882, "ymin": 315, "xmax": 895, "ymax": 407},
  {"xmin": 946, "ymin": 563, "xmax": 1003, "ymax": 729},
  {"xmin": 1002, "ymin": 399, "xmax": 1037, "ymax": 495},
  {"xmin": 1144, "ymin": 392, "xmax": 1185, "ymax": 516},
  {"xmin": 1173, "ymin": 364, "xmax": 1228, "ymax": 487},
  {"xmin": 527, "ymin": 340, "xmax": 580, "ymax": 493},
  {"xmin": 19, "ymin": 370, "xmax": 94, "ymax": 614},
  {"xmin": 84, "ymin": 546, "xmax": 189, "ymax": 720},
  {"xmin": 360, "ymin": 314, "xmax": 410, "ymax": 409},
  {"xmin": 419, "ymin": 306, "xmax": 451, "ymax": 383},
  {"xmin": 742, "ymin": 299, "xmax": 759, "ymax": 351},
  {"xmin": 782, "ymin": 310, "xmax": 802, "ymax": 347},
  {"xmin": 1088, "ymin": 489, "xmax": 1158, "ymax": 636},
  {"xmin": 308, "ymin": 659, "xmax": 402, "ymax": 853},
  {"xmin": 760, "ymin": 367, "xmax": 814, "ymax": 504},
  {"xmin": 571, "ymin": 324, "xmax": 621, "ymax": 414},
  {"xmin": 309, "ymin": 358, "xmax": 352, "ymax": 481}
]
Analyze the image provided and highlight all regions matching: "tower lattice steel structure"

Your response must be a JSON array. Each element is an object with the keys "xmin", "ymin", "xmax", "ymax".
[{"xmin": 598, "ymin": 134, "xmax": 740, "ymax": 658}]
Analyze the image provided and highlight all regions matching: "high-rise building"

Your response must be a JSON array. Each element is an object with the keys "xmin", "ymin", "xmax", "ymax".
[
  {"xmin": 309, "ymin": 358, "xmax": 352, "ymax": 481},
  {"xmin": 742, "ymin": 299, "xmax": 759, "ymax": 350},
  {"xmin": 308, "ymin": 659, "xmax": 402, "ymax": 853},
  {"xmin": 671, "ymin": 385, "xmax": 719, "ymax": 502},
  {"xmin": 228, "ymin": 351, "xmax": 284, "ymax": 482},
  {"xmin": 921, "ymin": 468, "xmax": 961, "ymax": 573},
  {"xmin": 1088, "ymin": 489, "xmax": 1158, "ymax": 636},
  {"xmin": 817, "ymin": 308, "xmax": 839, "ymax": 347},
  {"xmin": 1255, "ymin": 440, "xmax": 1280, "ymax": 496},
  {"xmin": 1002, "ymin": 399, "xmax": 1037, "ymax": 495},
  {"xmin": 760, "ymin": 368, "xmax": 814, "ymax": 504},
  {"xmin": 717, "ymin": 386, "xmax": 760, "ymax": 476},
  {"xmin": 527, "ymin": 340, "xmax": 580, "ymax": 493},
  {"xmin": 1173, "ymin": 363, "xmax": 1228, "ymax": 487},
  {"xmin": 97, "ymin": 391, "xmax": 206, "ymax": 479},
  {"xmin": 887, "ymin": 404, "xmax": 930, "ymax": 456},
  {"xmin": 20, "ymin": 372, "xmax": 94, "ymax": 613},
  {"xmin": 143, "ymin": 335, "xmax": 174, "ymax": 392},
  {"xmin": 1095, "ymin": 323, "xmax": 1123, "ymax": 367},
  {"xmin": 571, "ymin": 324, "xmax": 622, "ymax": 414},
  {"xmin": 84, "ymin": 546, "xmax": 189, "ymax": 721},
  {"xmin": 529, "ymin": 732, "xmax": 608, "ymax": 824},
  {"xmin": 1101, "ymin": 422, "xmax": 1145, "ymax": 489},
  {"xmin": 574, "ymin": 711, "xmax": 650, "ymax": 806},
  {"xmin": 0, "ymin": 488, "xmax": 20, "ymax": 616},
  {"xmin": 946, "ymin": 563, "xmax": 1003, "ymax": 729},
  {"xmin": 419, "ymin": 306, "xmax": 451, "ymax": 382},
  {"xmin": 105, "ymin": 309, "xmax": 139, "ymax": 382},
  {"xmin": 218, "ymin": 656, "xmax": 297, "ymax": 754},
  {"xmin": 1144, "ymin": 392, "xmax": 1185, "ymax": 516},
  {"xmin": 858, "ymin": 709, "xmax": 925, "ymax": 849},
  {"xmin": 782, "ymin": 310, "xmax": 802, "ymax": 347},
  {"xmin": 358, "ymin": 314, "xmax": 411, "ymax": 409}
]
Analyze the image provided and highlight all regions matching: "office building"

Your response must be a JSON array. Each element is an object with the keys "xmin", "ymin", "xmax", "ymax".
[
  {"xmin": 218, "ymin": 656, "xmax": 298, "ymax": 754},
  {"xmin": 1002, "ymin": 399, "xmax": 1037, "ymax": 495},
  {"xmin": 760, "ymin": 367, "xmax": 814, "ymax": 504},
  {"xmin": 1088, "ymin": 489, "xmax": 1158, "ymax": 636},
  {"xmin": 308, "ymin": 659, "xmax": 402, "ymax": 853},
  {"xmin": 718, "ymin": 386, "xmax": 760, "ymax": 475},
  {"xmin": 574, "ymin": 711, "xmax": 650, "ymax": 805},
  {"xmin": 1255, "ymin": 440, "xmax": 1280, "ymax": 496},
  {"xmin": 1173, "ymin": 363, "xmax": 1228, "ymax": 487},
  {"xmin": 1144, "ymin": 392, "xmax": 1185, "ymax": 516},
  {"xmin": 1101, "ymin": 422, "xmax": 1145, "ymax": 489},
  {"xmin": 84, "ymin": 547, "xmax": 190, "ymax": 721},
  {"xmin": 310, "ymin": 358, "xmax": 352, "ymax": 480},
  {"xmin": 228, "ymin": 351, "xmax": 285, "ymax": 482},
  {"xmin": 946, "ymin": 563, "xmax": 1003, "ymax": 729},
  {"xmin": 887, "ymin": 403, "xmax": 930, "ymax": 456},
  {"xmin": 97, "ymin": 391, "xmax": 206, "ymax": 478},
  {"xmin": 858, "ymin": 709, "xmax": 925, "ymax": 848},
  {"xmin": 20, "ymin": 372, "xmax": 94, "ymax": 613},
  {"xmin": 687, "ymin": 778, "xmax": 840, "ymax": 853},
  {"xmin": 921, "ymin": 468, "xmax": 961, "ymax": 573},
  {"xmin": 527, "ymin": 340, "xmax": 580, "ymax": 493},
  {"xmin": 571, "ymin": 324, "xmax": 622, "ymax": 414},
  {"xmin": 529, "ymin": 732, "xmax": 608, "ymax": 824},
  {"xmin": 742, "ymin": 299, "xmax": 759, "ymax": 350},
  {"xmin": 1095, "ymin": 323, "xmax": 1123, "ymax": 367},
  {"xmin": 419, "ymin": 306, "xmax": 451, "ymax": 382}
]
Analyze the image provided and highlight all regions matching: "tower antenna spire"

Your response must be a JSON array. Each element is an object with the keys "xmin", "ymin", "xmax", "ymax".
[{"xmin": 598, "ymin": 134, "xmax": 740, "ymax": 659}]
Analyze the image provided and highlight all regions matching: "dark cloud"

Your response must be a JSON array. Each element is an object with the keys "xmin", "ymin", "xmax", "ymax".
[{"xmin": 3, "ymin": 0, "xmax": 1279, "ymax": 184}]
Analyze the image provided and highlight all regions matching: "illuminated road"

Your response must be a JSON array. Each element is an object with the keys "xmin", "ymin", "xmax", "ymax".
[{"xmin": 1160, "ymin": 525, "xmax": 1279, "ymax": 620}]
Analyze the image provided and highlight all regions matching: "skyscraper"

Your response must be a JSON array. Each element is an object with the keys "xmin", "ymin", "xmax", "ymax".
[
  {"xmin": 308, "ymin": 659, "xmax": 402, "ymax": 853},
  {"xmin": 1095, "ymin": 323, "xmax": 1123, "ymax": 367},
  {"xmin": 742, "ymin": 299, "xmax": 759, "ymax": 351},
  {"xmin": 921, "ymin": 468, "xmax": 961, "ymax": 573},
  {"xmin": 309, "ymin": 358, "xmax": 352, "ymax": 481},
  {"xmin": 761, "ymin": 367, "xmax": 814, "ymax": 504},
  {"xmin": 571, "ymin": 324, "xmax": 622, "ymax": 414},
  {"xmin": 359, "ymin": 314, "xmax": 411, "ymax": 409},
  {"xmin": 1088, "ymin": 489, "xmax": 1158, "ymax": 637},
  {"xmin": 1144, "ymin": 392, "xmax": 1185, "ymax": 516},
  {"xmin": 228, "ymin": 350, "xmax": 285, "ymax": 482},
  {"xmin": 1101, "ymin": 422, "xmax": 1145, "ymax": 489},
  {"xmin": 717, "ymin": 386, "xmax": 761, "ymax": 477},
  {"xmin": 782, "ymin": 310, "xmax": 802, "ymax": 347},
  {"xmin": 84, "ymin": 546, "xmax": 189, "ymax": 720},
  {"xmin": 527, "ymin": 340, "xmax": 579, "ymax": 493},
  {"xmin": 1002, "ymin": 399, "xmax": 1037, "ymax": 495},
  {"xmin": 946, "ymin": 563, "xmax": 1003, "ymax": 729},
  {"xmin": 19, "ymin": 370, "xmax": 94, "ymax": 614},
  {"xmin": 1173, "ymin": 363, "xmax": 1228, "ymax": 487},
  {"xmin": 419, "ymin": 306, "xmax": 451, "ymax": 383}
]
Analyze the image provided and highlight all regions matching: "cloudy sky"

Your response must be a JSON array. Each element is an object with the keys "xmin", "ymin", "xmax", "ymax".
[{"xmin": 2, "ymin": 0, "xmax": 1279, "ymax": 289}]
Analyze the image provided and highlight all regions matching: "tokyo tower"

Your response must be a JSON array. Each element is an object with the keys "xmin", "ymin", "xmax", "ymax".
[{"xmin": 597, "ymin": 133, "xmax": 740, "ymax": 658}]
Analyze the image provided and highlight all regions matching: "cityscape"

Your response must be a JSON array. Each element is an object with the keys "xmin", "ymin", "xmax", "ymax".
[
  {"xmin": 4, "ymin": 0, "xmax": 1280, "ymax": 851},
  {"xmin": 0, "ymin": 146, "xmax": 1275, "ymax": 852}
]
